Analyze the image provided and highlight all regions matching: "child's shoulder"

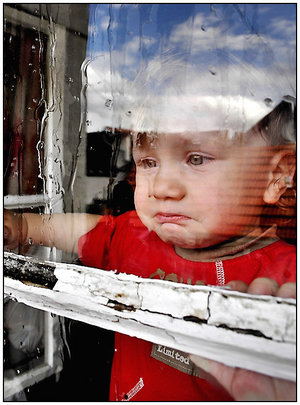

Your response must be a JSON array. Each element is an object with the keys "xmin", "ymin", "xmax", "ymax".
[
  {"xmin": 254, "ymin": 240, "xmax": 296, "ymax": 284},
  {"xmin": 262, "ymin": 239, "xmax": 296, "ymax": 255}
]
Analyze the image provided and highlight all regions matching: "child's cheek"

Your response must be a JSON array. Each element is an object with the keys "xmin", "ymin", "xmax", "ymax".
[{"xmin": 134, "ymin": 186, "xmax": 148, "ymax": 216}]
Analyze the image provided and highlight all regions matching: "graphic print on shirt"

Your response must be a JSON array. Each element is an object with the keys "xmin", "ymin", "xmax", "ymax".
[
  {"xmin": 151, "ymin": 344, "xmax": 205, "ymax": 377},
  {"xmin": 121, "ymin": 378, "xmax": 144, "ymax": 401},
  {"xmin": 149, "ymin": 268, "xmax": 205, "ymax": 286}
]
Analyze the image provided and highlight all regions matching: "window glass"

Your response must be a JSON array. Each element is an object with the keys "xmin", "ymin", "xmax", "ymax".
[{"xmin": 3, "ymin": 4, "xmax": 296, "ymax": 401}]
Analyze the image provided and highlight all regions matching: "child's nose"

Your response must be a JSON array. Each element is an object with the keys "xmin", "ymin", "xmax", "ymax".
[{"xmin": 152, "ymin": 169, "xmax": 185, "ymax": 200}]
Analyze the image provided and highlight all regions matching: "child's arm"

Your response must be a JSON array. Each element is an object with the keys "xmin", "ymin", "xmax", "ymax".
[
  {"xmin": 4, "ymin": 210, "xmax": 102, "ymax": 254},
  {"xmin": 190, "ymin": 277, "xmax": 296, "ymax": 401}
]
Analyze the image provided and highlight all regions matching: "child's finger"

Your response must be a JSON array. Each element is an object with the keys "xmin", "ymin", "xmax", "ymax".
[
  {"xmin": 276, "ymin": 282, "xmax": 296, "ymax": 298},
  {"xmin": 225, "ymin": 280, "xmax": 248, "ymax": 293},
  {"xmin": 247, "ymin": 277, "xmax": 279, "ymax": 296}
]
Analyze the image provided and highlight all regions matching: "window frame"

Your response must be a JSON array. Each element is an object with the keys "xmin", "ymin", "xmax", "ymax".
[
  {"xmin": 4, "ymin": 251, "xmax": 296, "ymax": 383},
  {"xmin": 3, "ymin": 6, "xmax": 67, "ymax": 397}
]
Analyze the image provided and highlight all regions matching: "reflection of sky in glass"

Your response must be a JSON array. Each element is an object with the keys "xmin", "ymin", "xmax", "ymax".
[{"xmin": 85, "ymin": 4, "xmax": 296, "ymax": 134}]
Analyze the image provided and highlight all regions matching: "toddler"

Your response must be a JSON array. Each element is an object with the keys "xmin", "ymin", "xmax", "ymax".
[{"xmin": 4, "ymin": 97, "xmax": 296, "ymax": 401}]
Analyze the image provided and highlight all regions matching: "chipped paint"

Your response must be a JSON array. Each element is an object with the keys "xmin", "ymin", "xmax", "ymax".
[{"xmin": 4, "ymin": 252, "xmax": 296, "ymax": 381}]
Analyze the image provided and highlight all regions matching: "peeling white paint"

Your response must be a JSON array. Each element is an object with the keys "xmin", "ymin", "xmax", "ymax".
[{"xmin": 4, "ymin": 252, "xmax": 296, "ymax": 382}]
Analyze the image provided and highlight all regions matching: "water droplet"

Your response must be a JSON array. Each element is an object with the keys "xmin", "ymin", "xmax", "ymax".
[
  {"xmin": 31, "ymin": 45, "xmax": 36, "ymax": 50},
  {"xmin": 264, "ymin": 97, "xmax": 273, "ymax": 107},
  {"xmin": 28, "ymin": 238, "xmax": 33, "ymax": 245},
  {"xmin": 32, "ymin": 98, "xmax": 38, "ymax": 103},
  {"xmin": 126, "ymin": 111, "xmax": 132, "ymax": 116},
  {"xmin": 201, "ymin": 25, "xmax": 206, "ymax": 31},
  {"xmin": 16, "ymin": 369, "xmax": 21, "ymax": 374},
  {"xmin": 209, "ymin": 66, "xmax": 217, "ymax": 75},
  {"xmin": 105, "ymin": 99, "xmax": 113, "ymax": 108}
]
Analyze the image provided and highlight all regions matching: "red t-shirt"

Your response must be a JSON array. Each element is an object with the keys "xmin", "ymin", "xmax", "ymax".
[{"xmin": 78, "ymin": 211, "xmax": 296, "ymax": 401}]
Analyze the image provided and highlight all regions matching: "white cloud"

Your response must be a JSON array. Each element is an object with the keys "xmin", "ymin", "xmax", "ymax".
[{"xmin": 85, "ymin": 10, "xmax": 295, "ymax": 135}]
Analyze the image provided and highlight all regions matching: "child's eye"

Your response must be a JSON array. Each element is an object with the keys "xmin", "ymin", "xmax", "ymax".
[
  {"xmin": 187, "ymin": 154, "xmax": 212, "ymax": 166},
  {"xmin": 141, "ymin": 158, "xmax": 157, "ymax": 169}
]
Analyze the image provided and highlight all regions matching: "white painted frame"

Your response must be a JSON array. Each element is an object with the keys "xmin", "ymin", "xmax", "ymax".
[
  {"xmin": 3, "ymin": 313, "xmax": 62, "ymax": 400},
  {"xmin": 4, "ymin": 252, "xmax": 296, "ymax": 383},
  {"xmin": 3, "ymin": 5, "xmax": 65, "ymax": 214},
  {"xmin": 3, "ymin": 6, "xmax": 66, "ymax": 398}
]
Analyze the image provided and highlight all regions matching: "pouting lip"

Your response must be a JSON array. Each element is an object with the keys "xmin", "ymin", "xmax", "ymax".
[{"xmin": 154, "ymin": 212, "xmax": 191, "ymax": 224}]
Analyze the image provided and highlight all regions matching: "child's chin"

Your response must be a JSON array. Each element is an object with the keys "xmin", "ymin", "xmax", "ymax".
[{"xmin": 157, "ymin": 229, "xmax": 198, "ymax": 249}]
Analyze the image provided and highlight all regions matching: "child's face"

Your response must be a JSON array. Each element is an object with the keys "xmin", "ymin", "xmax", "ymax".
[{"xmin": 132, "ymin": 131, "xmax": 271, "ymax": 250}]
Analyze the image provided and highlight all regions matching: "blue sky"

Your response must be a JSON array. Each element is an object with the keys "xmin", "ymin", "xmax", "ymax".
[
  {"xmin": 85, "ymin": 4, "xmax": 296, "ymax": 133},
  {"xmin": 87, "ymin": 4, "xmax": 296, "ymax": 60}
]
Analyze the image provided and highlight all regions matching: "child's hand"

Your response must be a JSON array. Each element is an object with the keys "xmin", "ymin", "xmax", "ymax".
[
  {"xmin": 4, "ymin": 209, "xmax": 28, "ymax": 250},
  {"xmin": 189, "ymin": 278, "xmax": 296, "ymax": 400},
  {"xmin": 189, "ymin": 355, "xmax": 296, "ymax": 401},
  {"xmin": 226, "ymin": 277, "xmax": 296, "ymax": 298}
]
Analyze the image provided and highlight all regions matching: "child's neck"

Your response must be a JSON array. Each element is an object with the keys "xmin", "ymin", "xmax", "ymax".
[{"xmin": 174, "ymin": 225, "xmax": 279, "ymax": 262}]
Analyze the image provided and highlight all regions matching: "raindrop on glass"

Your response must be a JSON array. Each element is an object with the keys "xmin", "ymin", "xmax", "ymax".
[
  {"xmin": 105, "ymin": 99, "xmax": 113, "ymax": 108},
  {"xmin": 264, "ymin": 97, "xmax": 273, "ymax": 107},
  {"xmin": 209, "ymin": 66, "xmax": 217, "ymax": 75}
]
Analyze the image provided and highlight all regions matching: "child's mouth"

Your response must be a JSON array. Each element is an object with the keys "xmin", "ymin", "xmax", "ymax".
[{"xmin": 155, "ymin": 213, "xmax": 191, "ymax": 224}]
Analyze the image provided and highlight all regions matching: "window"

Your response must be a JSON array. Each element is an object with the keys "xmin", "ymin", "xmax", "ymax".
[{"xmin": 4, "ymin": 4, "xmax": 296, "ymax": 401}]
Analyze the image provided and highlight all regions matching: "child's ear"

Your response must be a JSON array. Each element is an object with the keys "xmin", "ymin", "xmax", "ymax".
[{"xmin": 263, "ymin": 150, "xmax": 296, "ymax": 205}]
